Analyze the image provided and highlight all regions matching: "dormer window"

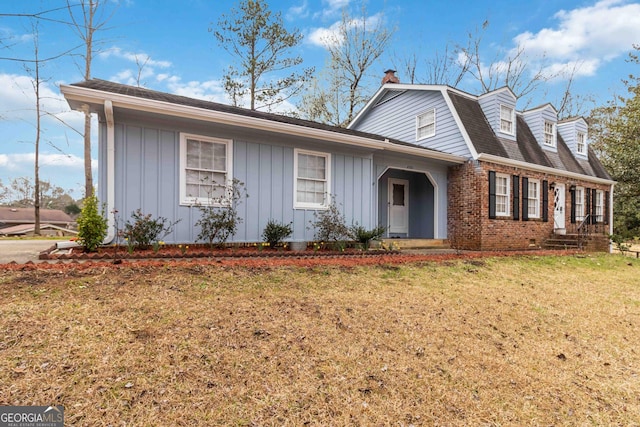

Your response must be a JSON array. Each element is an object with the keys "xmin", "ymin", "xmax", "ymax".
[
  {"xmin": 544, "ymin": 120, "xmax": 556, "ymax": 147},
  {"xmin": 500, "ymin": 105, "xmax": 515, "ymax": 135},
  {"xmin": 577, "ymin": 131, "xmax": 586, "ymax": 154},
  {"xmin": 416, "ymin": 108, "xmax": 436, "ymax": 140}
]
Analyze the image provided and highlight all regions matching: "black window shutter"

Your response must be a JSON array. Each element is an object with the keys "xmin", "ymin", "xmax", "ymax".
[
  {"xmin": 585, "ymin": 188, "xmax": 591, "ymax": 223},
  {"xmin": 542, "ymin": 180, "xmax": 549, "ymax": 222},
  {"xmin": 489, "ymin": 171, "xmax": 496, "ymax": 219},
  {"xmin": 570, "ymin": 187, "xmax": 576, "ymax": 224},
  {"xmin": 512, "ymin": 175, "xmax": 520, "ymax": 220},
  {"xmin": 604, "ymin": 191, "xmax": 610, "ymax": 225},
  {"xmin": 591, "ymin": 189, "xmax": 597, "ymax": 224},
  {"xmin": 522, "ymin": 177, "xmax": 529, "ymax": 221}
]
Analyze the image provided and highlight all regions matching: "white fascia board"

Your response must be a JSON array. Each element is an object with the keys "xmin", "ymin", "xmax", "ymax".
[
  {"xmin": 522, "ymin": 102, "xmax": 557, "ymax": 115},
  {"xmin": 348, "ymin": 83, "xmax": 471, "ymax": 129},
  {"xmin": 60, "ymin": 84, "xmax": 465, "ymax": 164},
  {"xmin": 477, "ymin": 153, "xmax": 616, "ymax": 185},
  {"xmin": 478, "ymin": 86, "xmax": 517, "ymax": 101}
]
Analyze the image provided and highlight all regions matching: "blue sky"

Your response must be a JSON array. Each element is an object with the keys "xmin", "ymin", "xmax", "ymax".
[{"xmin": 1, "ymin": 0, "xmax": 639, "ymax": 198}]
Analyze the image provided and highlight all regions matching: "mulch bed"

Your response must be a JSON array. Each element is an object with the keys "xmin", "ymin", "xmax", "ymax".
[{"xmin": 0, "ymin": 243, "xmax": 582, "ymax": 272}]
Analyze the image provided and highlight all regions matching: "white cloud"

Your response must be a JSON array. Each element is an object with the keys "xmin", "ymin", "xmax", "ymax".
[
  {"xmin": 0, "ymin": 152, "xmax": 94, "ymax": 193},
  {"xmin": 98, "ymin": 46, "xmax": 173, "ymax": 87},
  {"xmin": 308, "ymin": 21, "xmax": 342, "ymax": 47},
  {"xmin": 0, "ymin": 152, "xmax": 87, "ymax": 171},
  {"xmin": 164, "ymin": 77, "xmax": 228, "ymax": 103},
  {"xmin": 98, "ymin": 47, "xmax": 172, "ymax": 68},
  {"xmin": 0, "ymin": 74, "xmax": 80, "ymax": 129},
  {"xmin": 512, "ymin": 0, "xmax": 640, "ymax": 77},
  {"xmin": 307, "ymin": 12, "xmax": 384, "ymax": 48},
  {"xmin": 287, "ymin": 1, "xmax": 309, "ymax": 20},
  {"xmin": 315, "ymin": 0, "xmax": 350, "ymax": 20}
]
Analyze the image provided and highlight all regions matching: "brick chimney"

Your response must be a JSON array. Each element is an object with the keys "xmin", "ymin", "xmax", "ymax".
[{"xmin": 382, "ymin": 69, "xmax": 399, "ymax": 85}]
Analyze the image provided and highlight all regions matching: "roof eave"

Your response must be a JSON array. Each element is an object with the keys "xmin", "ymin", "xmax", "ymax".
[
  {"xmin": 60, "ymin": 84, "xmax": 465, "ymax": 165},
  {"xmin": 477, "ymin": 153, "xmax": 616, "ymax": 185}
]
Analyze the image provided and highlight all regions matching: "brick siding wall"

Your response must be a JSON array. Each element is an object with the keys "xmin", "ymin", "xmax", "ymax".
[{"xmin": 448, "ymin": 160, "xmax": 611, "ymax": 251}]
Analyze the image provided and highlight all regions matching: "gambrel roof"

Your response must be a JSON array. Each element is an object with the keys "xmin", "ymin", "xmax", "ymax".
[
  {"xmin": 447, "ymin": 90, "xmax": 611, "ymax": 180},
  {"xmin": 350, "ymin": 84, "xmax": 612, "ymax": 183}
]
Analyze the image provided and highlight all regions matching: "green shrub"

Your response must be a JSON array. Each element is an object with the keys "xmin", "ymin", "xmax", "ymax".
[
  {"xmin": 76, "ymin": 193, "xmax": 108, "ymax": 252},
  {"xmin": 262, "ymin": 219, "xmax": 293, "ymax": 248},
  {"xmin": 610, "ymin": 234, "xmax": 631, "ymax": 254},
  {"xmin": 120, "ymin": 209, "xmax": 181, "ymax": 250},
  {"xmin": 310, "ymin": 198, "xmax": 350, "ymax": 248},
  {"xmin": 350, "ymin": 224, "xmax": 386, "ymax": 250},
  {"xmin": 196, "ymin": 179, "xmax": 248, "ymax": 248}
]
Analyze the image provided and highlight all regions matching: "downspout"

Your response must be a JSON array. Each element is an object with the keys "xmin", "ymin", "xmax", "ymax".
[{"xmin": 104, "ymin": 99, "xmax": 116, "ymax": 244}]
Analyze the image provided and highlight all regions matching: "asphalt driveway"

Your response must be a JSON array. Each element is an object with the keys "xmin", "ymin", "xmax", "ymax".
[{"xmin": 0, "ymin": 240, "xmax": 57, "ymax": 264}]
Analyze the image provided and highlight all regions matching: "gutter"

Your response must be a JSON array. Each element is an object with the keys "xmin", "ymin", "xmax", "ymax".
[
  {"xmin": 477, "ymin": 153, "xmax": 616, "ymax": 186},
  {"xmin": 60, "ymin": 84, "xmax": 465, "ymax": 165}
]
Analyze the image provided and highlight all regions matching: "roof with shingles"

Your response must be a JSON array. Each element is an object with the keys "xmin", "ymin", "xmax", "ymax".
[
  {"xmin": 0, "ymin": 207, "xmax": 74, "ymax": 226},
  {"xmin": 70, "ymin": 79, "xmax": 454, "ymax": 155},
  {"xmin": 446, "ymin": 89, "xmax": 611, "ymax": 180}
]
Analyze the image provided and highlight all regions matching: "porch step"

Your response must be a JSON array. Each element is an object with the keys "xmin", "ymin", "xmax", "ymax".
[
  {"xmin": 544, "ymin": 233, "xmax": 610, "ymax": 252},
  {"xmin": 380, "ymin": 239, "xmax": 449, "ymax": 250},
  {"xmin": 544, "ymin": 238, "xmax": 581, "ymax": 250}
]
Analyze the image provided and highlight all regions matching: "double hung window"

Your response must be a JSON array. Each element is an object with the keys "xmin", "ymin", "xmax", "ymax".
[
  {"xmin": 294, "ymin": 149, "xmax": 330, "ymax": 209},
  {"xmin": 180, "ymin": 134, "xmax": 231, "ymax": 206},
  {"xmin": 495, "ymin": 174, "xmax": 510, "ymax": 216},
  {"xmin": 544, "ymin": 121, "xmax": 556, "ymax": 147},
  {"xmin": 500, "ymin": 105, "xmax": 515, "ymax": 135},
  {"xmin": 416, "ymin": 109, "xmax": 436, "ymax": 140}
]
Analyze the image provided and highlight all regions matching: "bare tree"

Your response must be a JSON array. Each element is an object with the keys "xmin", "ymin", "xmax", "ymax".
[
  {"xmin": 553, "ymin": 61, "xmax": 596, "ymax": 119},
  {"xmin": 298, "ymin": 4, "xmax": 395, "ymax": 127},
  {"xmin": 211, "ymin": 0, "xmax": 314, "ymax": 111},
  {"xmin": 456, "ymin": 21, "xmax": 550, "ymax": 106},
  {"xmin": 67, "ymin": 0, "xmax": 116, "ymax": 199},
  {"xmin": 392, "ymin": 43, "xmax": 468, "ymax": 86},
  {"xmin": 0, "ymin": 179, "xmax": 10, "ymax": 205},
  {"xmin": 21, "ymin": 22, "xmax": 46, "ymax": 235}
]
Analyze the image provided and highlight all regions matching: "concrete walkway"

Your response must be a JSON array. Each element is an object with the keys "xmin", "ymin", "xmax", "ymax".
[{"xmin": 0, "ymin": 240, "xmax": 57, "ymax": 264}]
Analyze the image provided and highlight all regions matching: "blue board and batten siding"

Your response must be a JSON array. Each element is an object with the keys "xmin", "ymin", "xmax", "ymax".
[
  {"xmin": 99, "ymin": 115, "xmax": 374, "ymax": 244},
  {"xmin": 353, "ymin": 90, "xmax": 472, "ymax": 157},
  {"xmin": 372, "ymin": 153, "xmax": 449, "ymax": 239}
]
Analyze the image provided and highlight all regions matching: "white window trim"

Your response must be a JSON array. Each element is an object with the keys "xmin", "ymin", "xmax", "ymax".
[
  {"xmin": 293, "ymin": 148, "xmax": 331, "ymax": 210},
  {"xmin": 543, "ymin": 121, "xmax": 556, "ymax": 147},
  {"xmin": 416, "ymin": 108, "xmax": 436, "ymax": 141},
  {"xmin": 179, "ymin": 133, "xmax": 233, "ymax": 206},
  {"xmin": 527, "ymin": 179, "xmax": 541, "ymax": 219},
  {"xmin": 577, "ymin": 131, "xmax": 586, "ymax": 155},
  {"xmin": 595, "ymin": 189, "xmax": 604, "ymax": 222},
  {"xmin": 499, "ymin": 104, "xmax": 515, "ymax": 136},
  {"xmin": 495, "ymin": 173, "xmax": 510, "ymax": 217},
  {"xmin": 575, "ymin": 186, "xmax": 585, "ymax": 221}
]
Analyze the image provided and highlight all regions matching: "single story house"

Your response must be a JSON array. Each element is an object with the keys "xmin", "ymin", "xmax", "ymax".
[
  {"xmin": 60, "ymin": 76, "xmax": 613, "ymax": 251},
  {"xmin": 0, "ymin": 207, "xmax": 76, "ymax": 237}
]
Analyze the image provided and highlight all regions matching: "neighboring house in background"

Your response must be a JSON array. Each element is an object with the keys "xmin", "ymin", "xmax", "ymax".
[
  {"xmin": 348, "ymin": 82, "xmax": 613, "ymax": 250},
  {"xmin": 0, "ymin": 207, "xmax": 77, "ymax": 237},
  {"xmin": 60, "ymin": 77, "xmax": 614, "ymax": 251}
]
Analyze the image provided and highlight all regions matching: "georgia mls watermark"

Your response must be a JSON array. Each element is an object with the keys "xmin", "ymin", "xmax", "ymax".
[{"xmin": 0, "ymin": 406, "xmax": 63, "ymax": 427}]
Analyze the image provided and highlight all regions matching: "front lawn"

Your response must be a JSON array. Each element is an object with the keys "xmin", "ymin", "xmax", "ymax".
[{"xmin": 1, "ymin": 254, "xmax": 639, "ymax": 425}]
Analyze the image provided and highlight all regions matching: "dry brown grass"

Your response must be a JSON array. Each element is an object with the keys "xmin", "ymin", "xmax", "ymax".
[{"xmin": 1, "ymin": 254, "xmax": 640, "ymax": 426}]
